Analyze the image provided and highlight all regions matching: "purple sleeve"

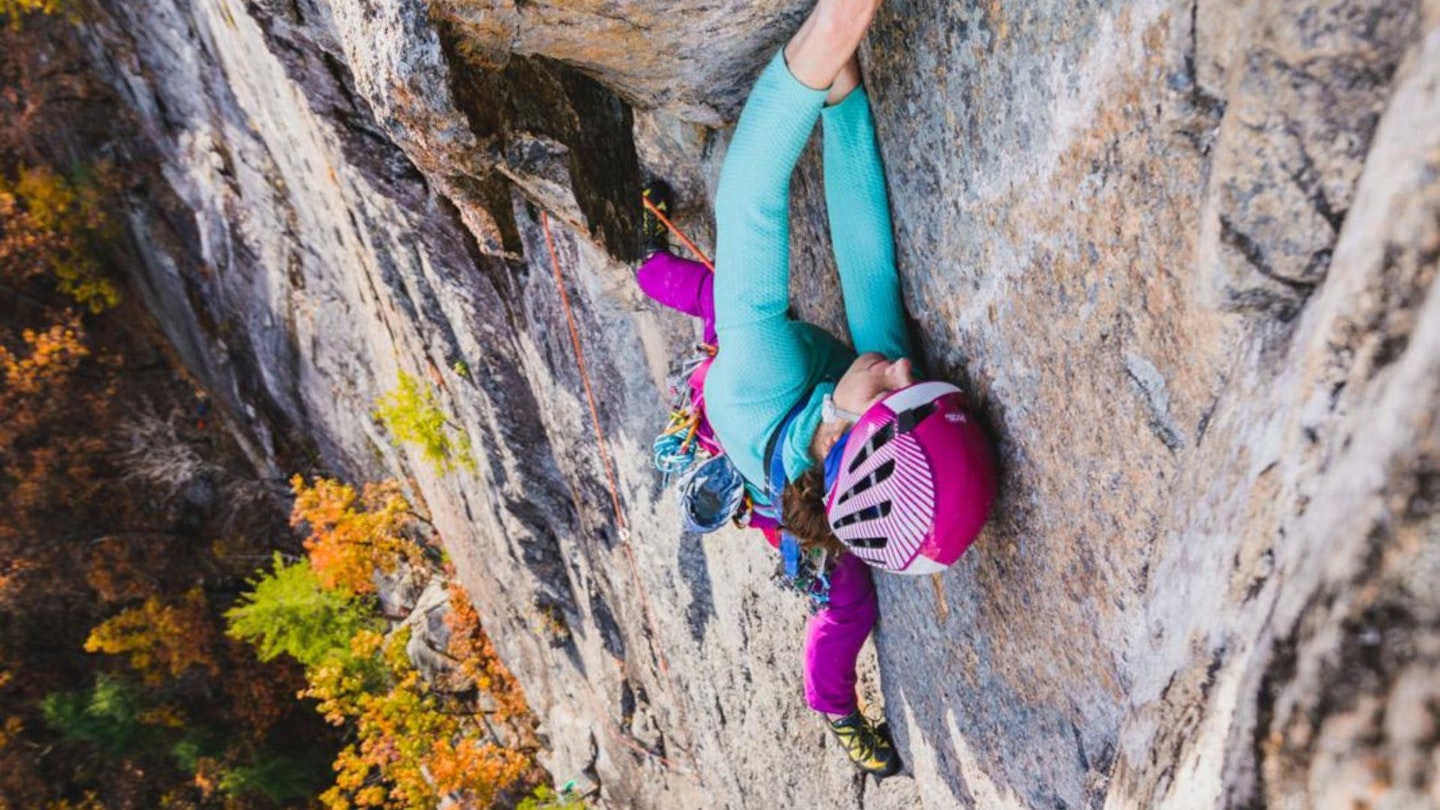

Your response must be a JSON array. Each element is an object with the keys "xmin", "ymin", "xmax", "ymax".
[{"xmin": 637, "ymin": 252, "xmax": 717, "ymax": 345}]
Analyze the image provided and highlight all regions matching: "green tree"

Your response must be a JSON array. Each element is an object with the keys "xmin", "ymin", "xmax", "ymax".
[
  {"xmin": 225, "ymin": 553, "xmax": 380, "ymax": 670},
  {"xmin": 40, "ymin": 674, "xmax": 154, "ymax": 756}
]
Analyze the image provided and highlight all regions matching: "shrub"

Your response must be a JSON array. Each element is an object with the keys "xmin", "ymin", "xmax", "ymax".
[
  {"xmin": 2, "ymin": 165, "xmax": 118, "ymax": 312},
  {"xmin": 374, "ymin": 372, "xmax": 473, "ymax": 473},
  {"xmin": 225, "ymin": 553, "xmax": 380, "ymax": 671},
  {"xmin": 290, "ymin": 475, "xmax": 425, "ymax": 595},
  {"xmin": 40, "ymin": 674, "xmax": 153, "ymax": 756},
  {"xmin": 83, "ymin": 587, "xmax": 219, "ymax": 686}
]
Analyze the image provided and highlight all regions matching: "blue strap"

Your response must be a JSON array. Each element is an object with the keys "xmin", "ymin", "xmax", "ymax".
[
  {"xmin": 780, "ymin": 532, "xmax": 802, "ymax": 578},
  {"xmin": 821, "ymin": 427, "xmax": 852, "ymax": 492},
  {"xmin": 765, "ymin": 399, "xmax": 810, "ymax": 579},
  {"xmin": 765, "ymin": 399, "xmax": 809, "ymax": 504}
]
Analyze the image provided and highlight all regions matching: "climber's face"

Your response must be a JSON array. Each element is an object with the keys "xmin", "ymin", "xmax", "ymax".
[{"xmin": 833, "ymin": 353, "xmax": 914, "ymax": 420}]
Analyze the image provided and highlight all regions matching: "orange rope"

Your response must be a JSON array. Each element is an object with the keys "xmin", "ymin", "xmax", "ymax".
[
  {"xmin": 540, "ymin": 212, "xmax": 627, "ymax": 530},
  {"xmin": 643, "ymin": 196, "xmax": 714, "ymax": 271},
  {"xmin": 540, "ymin": 211, "xmax": 675, "ymax": 687}
]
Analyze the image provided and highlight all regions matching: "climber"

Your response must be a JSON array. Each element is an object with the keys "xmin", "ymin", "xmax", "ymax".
[{"xmin": 671, "ymin": 0, "xmax": 995, "ymax": 778}]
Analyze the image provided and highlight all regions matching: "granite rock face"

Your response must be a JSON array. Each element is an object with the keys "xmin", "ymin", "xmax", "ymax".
[{"xmin": 76, "ymin": 0, "xmax": 1438, "ymax": 806}]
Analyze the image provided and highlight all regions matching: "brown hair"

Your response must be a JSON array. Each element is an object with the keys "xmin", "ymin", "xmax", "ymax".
[{"xmin": 780, "ymin": 468, "xmax": 846, "ymax": 556}]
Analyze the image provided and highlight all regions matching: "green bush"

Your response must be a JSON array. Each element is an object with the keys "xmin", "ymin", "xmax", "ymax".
[
  {"xmin": 224, "ymin": 553, "xmax": 380, "ymax": 672},
  {"xmin": 517, "ymin": 784, "xmax": 588, "ymax": 810},
  {"xmin": 219, "ymin": 752, "xmax": 329, "ymax": 803},
  {"xmin": 40, "ymin": 674, "xmax": 154, "ymax": 756},
  {"xmin": 374, "ymin": 371, "xmax": 474, "ymax": 473}
]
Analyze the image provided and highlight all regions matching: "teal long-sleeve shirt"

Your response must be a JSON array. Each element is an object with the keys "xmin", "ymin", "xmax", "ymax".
[{"xmin": 707, "ymin": 51, "xmax": 914, "ymax": 498}]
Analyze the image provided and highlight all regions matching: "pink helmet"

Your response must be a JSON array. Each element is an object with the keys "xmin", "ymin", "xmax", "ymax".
[{"xmin": 824, "ymin": 381, "xmax": 998, "ymax": 575}]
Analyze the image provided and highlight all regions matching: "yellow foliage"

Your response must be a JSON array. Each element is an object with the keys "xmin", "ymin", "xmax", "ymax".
[
  {"xmin": 305, "ymin": 627, "xmax": 530, "ymax": 809},
  {"xmin": 42, "ymin": 793, "xmax": 104, "ymax": 810},
  {"xmin": 291, "ymin": 475, "xmax": 426, "ymax": 595},
  {"xmin": 0, "ymin": 715, "xmax": 22, "ymax": 750},
  {"xmin": 0, "ymin": 317, "xmax": 88, "ymax": 397},
  {"xmin": 0, "ymin": 0, "xmax": 76, "ymax": 22},
  {"xmin": 83, "ymin": 587, "xmax": 219, "ymax": 686},
  {"xmin": 0, "ymin": 165, "xmax": 118, "ymax": 312},
  {"xmin": 136, "ymin": 704, "xmax": 187, "ymax": 728},
  {"xmin": 373, "ymin": 372, "xmax": 474, "ymax": 473}
]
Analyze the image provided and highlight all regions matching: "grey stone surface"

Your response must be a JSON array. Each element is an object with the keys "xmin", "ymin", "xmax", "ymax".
[{"xmin": 75, "ymin": 0, "xmax": 1438, "ymax": 806}]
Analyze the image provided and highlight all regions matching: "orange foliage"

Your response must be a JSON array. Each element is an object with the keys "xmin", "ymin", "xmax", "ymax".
[
  {"xmin": 83, "ymin": 587, "xmax": 219, "ymax": 686},
  {"xmin": 0, "ymin": 316, "xmax": 88, "ymax": 444},
  {"xmin": 221, "ymin": 638, "xmax": 305, "ymax": 740},
  {"xmin": 311, "ymin": 628, "xmax": 530, "ymax": 810},
  {"xmin": 445, "ymin": 582, "xmax": 528, "ymax": 723},
  {"xmin": 0, "ymin": 715, "xmax": 44, "ymax": 808},
  {"xmin": 0, "ymin": 188, "xmax": 64, "ymax": 281},
  {"xmin": 84, "ymin": 536, "xmax": 156, "ymax": 604},
  {"xmin": 291, "ymin": 476, "xmax": 425, "ymax": 595}
]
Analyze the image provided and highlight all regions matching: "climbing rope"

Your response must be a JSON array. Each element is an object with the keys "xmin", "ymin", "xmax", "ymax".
[
  {"xmin": 643, "ymin": 195, "xmax": 714, "ymax": 271},
  {"xmin": 532, "ymin": 206, "xmax": 705, "ymax": 785},
  {"xmin": 540, "ymin": 211, "xmax": 628, "ymax": 531},
  {"xmin": 540, "ymin": 210, "xmax": 677, "ymax": 686}
]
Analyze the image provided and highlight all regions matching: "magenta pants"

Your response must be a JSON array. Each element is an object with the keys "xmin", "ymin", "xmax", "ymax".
[
  {"xmin": 637, "ymin": 251, "xmax": 718, "ymax": 346},
  {"xmin": 803, "ymin": 553, "xmax": 877, "ymax": 715},
  {"xmin": 639, "ymin": 252, "xmax": 879, "ymax": 717}
]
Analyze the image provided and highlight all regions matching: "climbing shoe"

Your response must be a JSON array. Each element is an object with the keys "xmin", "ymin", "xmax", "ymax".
[
  {"xmin": 641, "ymin": 179, "xmax": 674, "ymax": 256},
  {"xmin": 829, "ymin": 710, "xmax": 901, "ymax": 778}
]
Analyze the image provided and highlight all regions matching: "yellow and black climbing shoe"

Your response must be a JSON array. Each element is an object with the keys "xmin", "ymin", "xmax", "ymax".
[
  {"xmin": 641, "ymin": 179, "xmax": 674, "ymax": 256},
  {"xmin": 829, "ymin": 710, "xmax": 901, "ymax": 778}
]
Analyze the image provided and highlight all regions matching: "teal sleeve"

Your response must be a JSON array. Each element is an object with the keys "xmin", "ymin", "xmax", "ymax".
[
  {"xmin": 821, "ymin": 89, "xmax": 915, "ymax": 361},
  {"xmin": 706, "ymin": 50, "xmax": 838, "ymax": 490},
  {"xmin": 713, "ymin": 51, "xmax": 829, "ymax": 335}
]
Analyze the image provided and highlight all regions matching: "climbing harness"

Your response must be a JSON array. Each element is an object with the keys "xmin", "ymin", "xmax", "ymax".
[
  {"xmin": 637, "ymin": 190, "xmax": 831, "ymax": 614},
  {"xmin": 772, "ymin": 544, "xmax": 832, "ymax": 613},
  {"xmin": 761, "ymin": 400, "xmax": 836, "ymax": 612}
]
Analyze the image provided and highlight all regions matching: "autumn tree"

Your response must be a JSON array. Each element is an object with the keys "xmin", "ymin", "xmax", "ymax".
[
  {"xmin": 291, "ymin": 475, "xmax": 428, "ymax": 595},
  {"xmin": 1, "ymin": 165, "xmax": 119, "ymax": 312},
  {"xmin": 83, "ymin": 587, "xmax": 219, "ymax": 686},
  {"xmin": 227, "ymin": 484, "xmax": 540, "ymax": 808},
  {"xmin": 446, "ymin": 581, "xmax": 529, "ymax": 722},
  {"xmin": 315, "ymin": 627, "xmax": 529, "ymax": 810},
  {"xmin": 0, "ymin": 10, "xmax": 345, "ymax": 806}
]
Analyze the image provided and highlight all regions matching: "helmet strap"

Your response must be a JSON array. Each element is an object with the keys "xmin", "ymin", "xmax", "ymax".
[{"xmin": 822, "ymin": 427, "xmax": 852, "ymax": 493}]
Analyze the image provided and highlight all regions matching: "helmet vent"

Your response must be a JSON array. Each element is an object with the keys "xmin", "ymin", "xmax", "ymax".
[
  {"xmin": 837, "ymin": 459, "xmax": 896, "ymax": 505},
  {"xmin": 847, "ymin": 423, "xmax": 897, "ymax": 474},
  {"xmin": 846, "ymin": 535, "xmax": 890, "ymax": 549},
  {"xmin": 896, "ymin": 401, "xmax": 939, "ymax": 433},
  {"xmin": 832, "ymin": 501, "xmax": 892, "ymax": 529}
]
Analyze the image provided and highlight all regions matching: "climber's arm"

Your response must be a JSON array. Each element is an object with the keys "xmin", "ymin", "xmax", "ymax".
[
  {"xmin": 822, "ymin": 82, "xmax": 914, "ymax": 361},
  {"xmin": 714, "ymin": 0, "xmax": 886, "ymax": 339}
]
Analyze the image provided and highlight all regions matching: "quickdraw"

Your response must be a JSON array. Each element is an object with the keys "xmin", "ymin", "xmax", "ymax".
[
  {"xmin": 774, "ymin": 544, "xmax": 832, "ymax": 613},
  {"xmin": 652, "ymin": 343, "xmax": 716, "ymax": 484}
]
